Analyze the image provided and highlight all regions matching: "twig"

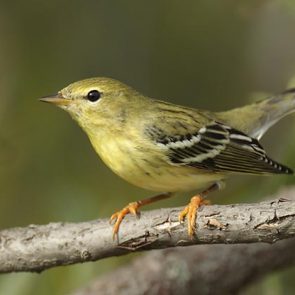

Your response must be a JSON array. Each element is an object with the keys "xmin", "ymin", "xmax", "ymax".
[{"xmin": 0, "ymin": 187, "xmax": 294, "ymax": 274}]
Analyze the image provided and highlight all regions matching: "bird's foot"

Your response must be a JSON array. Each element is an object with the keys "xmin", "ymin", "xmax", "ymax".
[
  {"xmin": 109, "ymin": 202, "xmax": 141, "ymax": 240},
  {"xmin": 179, "ymin": 195, "xmax": 210, "ymax": 238},
  {"xmin": 109, "ymin": 193, "xmax": 172, "ymax": 241}
]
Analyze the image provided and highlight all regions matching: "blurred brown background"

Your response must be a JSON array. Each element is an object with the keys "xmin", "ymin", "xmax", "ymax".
[{"xmin": 0, "ymin": 1, "xmax": 295, "ymax": 294}]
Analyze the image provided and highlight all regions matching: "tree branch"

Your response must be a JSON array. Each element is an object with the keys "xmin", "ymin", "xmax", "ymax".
[
  {"xmin": 73, "ymin": 238, "xmax": 295, "ymax": 295},
  {"xmin": 0, "ymin": 187, "xmax": 294, "ymax": 274}
]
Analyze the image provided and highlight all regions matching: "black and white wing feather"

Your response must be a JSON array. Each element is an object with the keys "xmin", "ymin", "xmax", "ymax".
[{"xmin": 152, "ymin": 122, "xmax": 293, "ymax": 175}]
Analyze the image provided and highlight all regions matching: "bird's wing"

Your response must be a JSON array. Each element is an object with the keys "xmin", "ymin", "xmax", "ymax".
[{"xmin": 146, "ymin": 119, "xmax": 293, "ymax": 175}]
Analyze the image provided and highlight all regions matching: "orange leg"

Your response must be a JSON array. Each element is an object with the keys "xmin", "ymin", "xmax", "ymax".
[
  {"xmin": 179, "ymin": 183, "xmax": 220, "ymax": 238},
  {"xmin": 110, "ymin": 192, "xmax": 172, "ymax": 240}
]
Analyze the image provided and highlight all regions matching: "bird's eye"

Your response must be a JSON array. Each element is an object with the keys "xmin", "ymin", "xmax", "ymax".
[{"xmin": 87, "ymin": 90, "xmax": 101, "ymax": 102}]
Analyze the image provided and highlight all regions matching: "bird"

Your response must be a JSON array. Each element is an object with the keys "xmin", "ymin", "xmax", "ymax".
[{"xmin": 40, "ymin": 77, "xmax": 294, "ymax": 239}]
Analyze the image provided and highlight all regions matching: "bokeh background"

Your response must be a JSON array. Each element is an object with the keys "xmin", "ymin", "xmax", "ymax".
[{"xmin": 0, "ymin": 1, "xmax": 295, "ymax": 294}]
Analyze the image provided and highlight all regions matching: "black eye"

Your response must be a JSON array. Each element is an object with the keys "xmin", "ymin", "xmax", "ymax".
[{"xmin": 87, "ymin": 90, "xmax": 101, "ymax": 102}]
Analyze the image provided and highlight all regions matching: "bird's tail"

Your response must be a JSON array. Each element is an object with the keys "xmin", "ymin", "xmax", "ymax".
[{"xmin": 217, "ymin": 89, "xmax": 295, "ymax": 139}]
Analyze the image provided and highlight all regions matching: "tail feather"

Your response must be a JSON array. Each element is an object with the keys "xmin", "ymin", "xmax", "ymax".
[{"xmin": 217, "ymin": 88, "xmax": 295, "ymax": 139}]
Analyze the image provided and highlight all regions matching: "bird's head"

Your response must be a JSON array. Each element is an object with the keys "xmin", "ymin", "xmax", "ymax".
[{"xmin": 40, "ymin": 77, "xmax": 144, "ymax": 131}]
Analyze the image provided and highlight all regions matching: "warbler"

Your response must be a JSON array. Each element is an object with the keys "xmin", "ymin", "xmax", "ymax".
[{"xmin": 40, "ymin": 77, "xmax": 294, "ymax": 239}]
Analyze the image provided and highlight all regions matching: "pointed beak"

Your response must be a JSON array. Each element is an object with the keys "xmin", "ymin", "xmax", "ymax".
[{"xmin": 39, "ymin": 92, "xmax": 71, "ymax": 106}]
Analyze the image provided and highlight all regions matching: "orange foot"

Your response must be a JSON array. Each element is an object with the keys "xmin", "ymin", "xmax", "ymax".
[
  {"xmin": 109, "ymin": 202, "xmax": 140, "ymax": 240},
  {"xmin": 109, "ymin": 193, "xmax": 173, "ymax": 241},
  {"xmin": 179, "ymin": 196, "xmax": 210, "ymax": 238}
]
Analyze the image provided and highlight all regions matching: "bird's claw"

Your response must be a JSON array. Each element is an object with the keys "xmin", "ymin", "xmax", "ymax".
[
  {"xmin": 109, "ymin": 202, "xmax": 141, "ymax": 240},
  {"xmin": 178, "ymin": 196, "xmax": 209, "ymax": 239}
]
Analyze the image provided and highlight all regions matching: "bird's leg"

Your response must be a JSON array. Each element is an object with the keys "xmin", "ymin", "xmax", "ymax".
[
  {"xmin": 179, "ymin": 182, "xmax": 221, "ymax": 238},
  {"xmin": 110, "ymin": 192, "xmax": 173, "ymax": 240}
]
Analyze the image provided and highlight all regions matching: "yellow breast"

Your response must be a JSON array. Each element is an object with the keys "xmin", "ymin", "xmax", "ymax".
[{"xmin": 87, "ymin": 132, "xmax": 224, "ymax": 193}]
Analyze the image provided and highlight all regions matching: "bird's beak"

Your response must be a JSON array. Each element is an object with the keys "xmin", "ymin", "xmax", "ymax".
[{"xmin": 39, "ymin": 92, "xmax": 71, "ymax": 106}]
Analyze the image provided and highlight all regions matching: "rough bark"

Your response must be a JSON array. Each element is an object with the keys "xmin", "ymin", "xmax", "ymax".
[
  {"xmin": 73, "ymin": 238, "xmax": 295, "ymax": 295},
  {"xmin": 0, "ymin": 187, "xmax": 294, "ymax": 274}
]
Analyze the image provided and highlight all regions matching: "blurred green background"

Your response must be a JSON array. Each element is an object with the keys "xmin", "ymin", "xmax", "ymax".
[{"xmin": 0, "ymin": 1, "xmax": 295, "ymax": 294}]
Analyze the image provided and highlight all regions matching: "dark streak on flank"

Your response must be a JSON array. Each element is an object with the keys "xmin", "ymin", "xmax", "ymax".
[{"xmin": 118, "ymin": 110, "xmax": 127, "ymax": 124}]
